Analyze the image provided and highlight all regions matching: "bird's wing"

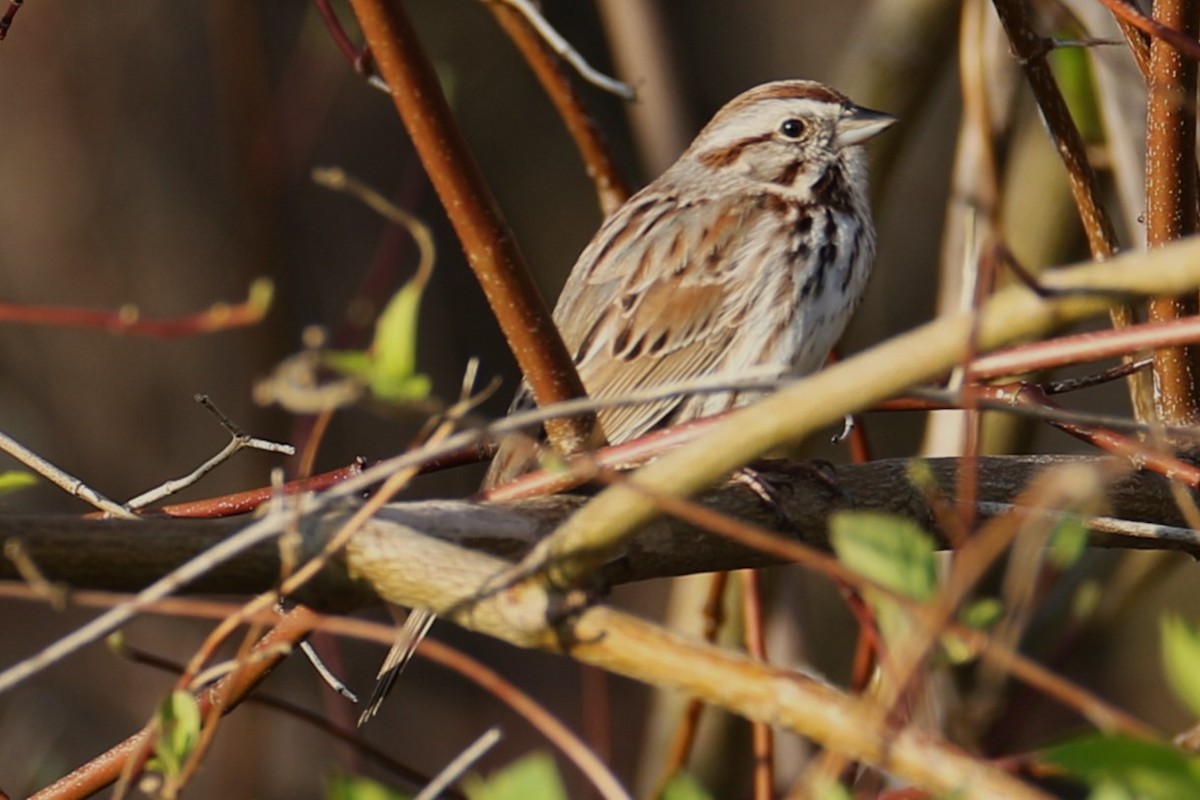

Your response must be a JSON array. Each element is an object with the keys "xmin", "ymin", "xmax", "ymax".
[{"xmin": 554, "ymin": 190, "xmax": 771, "ymax": 443}]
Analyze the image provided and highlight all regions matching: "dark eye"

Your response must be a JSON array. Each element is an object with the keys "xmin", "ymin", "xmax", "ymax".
[{"xmin": 779, "ymin": 118, "xmax": 805, "ymax": 139}]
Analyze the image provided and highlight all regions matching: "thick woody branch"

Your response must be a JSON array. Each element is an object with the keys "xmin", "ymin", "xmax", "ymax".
[
  {"xmin": 1, "ymin": 456, "xmax": 1196, "ymax": 610},
  {"xmin": 345, "ymin": 0, "xmax": 599, "ymax": 456}
]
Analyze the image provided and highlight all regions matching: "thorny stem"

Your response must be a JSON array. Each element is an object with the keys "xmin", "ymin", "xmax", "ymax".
[
  {"xmin": 344, "ymin": 0, "xmax": 600, "ymax": 457},
  {"xmin": 1145, "ymin": 0, "xmax": 1200, "ymax": 427}
]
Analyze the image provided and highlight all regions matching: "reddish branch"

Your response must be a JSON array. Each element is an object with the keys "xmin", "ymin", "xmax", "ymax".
[
  {"xmin": 344, "ymin": 0, "xmax": 599, "ymax": 457},
  {"xmin": 0, "ymin": 281, "xmax": 272, "ymax": 338},
  {"xmin": 28, "ymin": 607, "xmax": 318, "ymax": 799},
  {"xmin": 1096, "ymin": 0, "xmax": 1200, "ymax": 62},
  {"xmin": 0, "ymin": 0, "xmax": 23, "ymax": 41},
  {"xmin": 1144, "ymin": 0, "xmax": 1200, "ymax": 427}
]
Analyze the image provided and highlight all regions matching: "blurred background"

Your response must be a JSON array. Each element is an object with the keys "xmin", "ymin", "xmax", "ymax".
[{"xmin": 0, "ymin": 1, "xmax": 1192, "ymax": 797}]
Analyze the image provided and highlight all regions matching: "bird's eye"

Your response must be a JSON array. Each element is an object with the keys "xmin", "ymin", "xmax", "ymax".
[{"xmin": 779, "ymin": 118, "xmax": 805, "ymax": 139}]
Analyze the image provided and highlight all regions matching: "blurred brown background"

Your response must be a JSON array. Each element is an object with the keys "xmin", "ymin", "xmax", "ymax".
[{"xmin": 0, "ymin": 1, "xmax": 1191, "ymax": 797}]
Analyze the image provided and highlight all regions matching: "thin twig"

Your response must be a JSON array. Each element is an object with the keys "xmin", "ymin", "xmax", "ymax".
[
  {"xmin": 740, "ymin": 569, "xmax": 774, "ymax": 800},
  {"xmin": 312, "ymin": 166, "xmax": 435, "ymax": 290},
  {"xmin": 485, "ymin": 0, "xmax": 630, "ymax": 215},
  {"xmin": 485, "ymin": 0, "xmax": 634, "ymax": 99},
  {"xmin": 1095, "ymin": 0, "xmax": 1200, "ymax": 61},
  {"xmin": 0, "ymin": 279, "xmax": 273, "ymax": 337},
  {"xmin": 966, "ymin": 315, "xmax": 1200, "ymax": 379},
  {"xmin": 991, "ymin": 0, "xmax": 1152, "ymax": 419},
  {"xmin": 0, "ymin": 0, "xmax": 25, "ymax": 42},
  {"xmin": 124, "ymin": 396, "xmax": 294, "ymax": 511},
  {"xmin": 0, "ymin": 429, "xmax": 135, "ymax": 518},
  {"xmin": 311, "ymin": 0, "xmax": 389, "ymax": 91},
  {"xmin": 414, "ymin": 728, "xmax": 503, "ymax": 800}
]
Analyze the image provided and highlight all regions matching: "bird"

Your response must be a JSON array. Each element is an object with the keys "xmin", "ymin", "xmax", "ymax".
[{"xmin": 358, "ymin": 79, "xmax": 894, "ymax": 724}]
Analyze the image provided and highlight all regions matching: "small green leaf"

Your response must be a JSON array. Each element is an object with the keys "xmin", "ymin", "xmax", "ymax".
[
  {"xmin": 1050, "ymin": 38, "xmax": 1104, "ymax": 143},
  {"xmin": 905, "ymin": 459, "xmax": 937, "ymax": 491},
  {"xmin": 829, "ymin": 511, "xmax": 937, "ymax": 601},
  {"xmin": 1044, "ymin": 733, "xmax": 1200, "ymax": 799},
  {"xmin": 322, "ymin": 280, "xmax": 431, "ymax": 404},
  {"xmin": 658, "ymin": 770, "xmax": 713, "ymax": 800},
  {"xmin": 368, "ymin": 281, "xmax": 430, "ymax": 402},
  {"xmin": 149, "ymin": 691, "xmax": 201, "ymax": 779},
  {"xmin": 941, "ymin": 597, "xmax": 1005, "ymax": 664},
  {"xmin": 465, "ymin": 752, "xmax": 567, "ymax": 800},
  {"xmin": 1047, "ymin": 516, "xmax": 1088, "ymax": 570},
  {"xmin": 960, "ymin": 597, "xmax": 1003, "ymax": 630},
  {"xmin": 325, "ymin": 770, "xmax": 410, "ymax": 800},
  {"xmin": 0, "ymin": 470, "xmax": 35, "ymax": 496},
  {"xmin": 1072, "ymin": 579, "xmax": 1102, "ymax": 622},
  {"xmin": 1162, "ymin": 616, "xmax": 1200, "ymax": 718}
]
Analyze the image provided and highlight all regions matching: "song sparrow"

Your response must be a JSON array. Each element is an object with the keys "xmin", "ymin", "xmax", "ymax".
[{"xmin": 359, "ymin": 79, "xmax": 894, "ymax": 723}]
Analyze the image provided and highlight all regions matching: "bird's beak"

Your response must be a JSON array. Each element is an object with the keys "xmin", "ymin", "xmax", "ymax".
[{"xmin": 834, "ymin": 105, "xmax": 897, "ymax": 147}]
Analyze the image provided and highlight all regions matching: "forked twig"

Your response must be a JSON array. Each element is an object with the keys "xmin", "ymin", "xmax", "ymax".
[{"xmin": 124, "ymin": 395, "xmax": 294, "ymax": 511}]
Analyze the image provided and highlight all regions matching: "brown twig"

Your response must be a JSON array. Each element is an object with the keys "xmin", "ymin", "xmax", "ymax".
[
  {"xmin": 29, "ymin": 606, "xmax": 319, "ymax": 800},
  {"xmin": 312, "ymin": 0, "xmax": 382, "ymax": 85},
  {"xmin": 344, "ymin": 0, "xmax": 599, "ymax": 457},
  {"xmin": 990, "ymin": 0, "xmax": 1152, "ymax": 418},
  {"xmin": 990, "ymin": 1, "xmax": 1119, "ymax": 259},
  {"xmin": 740, "ymin": 569, "xmax": 774, "ymax": 800},
  {"xmin": 0, "ymin": 280, "xmax": 273, "ymax": 338},
  {"xmin": 652, "ymin": 572, "xmax": 729, "ymax": 797},
  {"xmin": 486, "ymin": 1, "xmax": 630, "ymax": 216},
  {"xmin": 12, "ymin": 586, "xmax": 625, "ymax": 800},
  {"xmin": 154, "ymin": 460, "xmax": 366, "ymax": 518},
  {"xmin": 1095, "ymin": 0, "xmax": 1200, "ymax": 61},
  {"xmin": 0, "ymin": 0, "xmax": 23, "ymax": 42},
  {"xmin": 1144, "ymin": 0, "xmax": 1200, "ymax": 427}
]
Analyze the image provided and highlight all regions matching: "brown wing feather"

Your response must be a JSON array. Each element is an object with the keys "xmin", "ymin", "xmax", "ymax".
[{"xmin": 555, "ymin": 190, "xmax": 760, "ymax": 443}]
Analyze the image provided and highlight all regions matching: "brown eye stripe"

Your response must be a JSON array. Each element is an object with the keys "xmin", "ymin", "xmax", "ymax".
[{"xmin": 695, "ymin": 133, "xmax": 774, "ymax": 169}]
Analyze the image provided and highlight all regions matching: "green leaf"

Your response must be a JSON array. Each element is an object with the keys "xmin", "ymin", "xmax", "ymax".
[
  {"xmin": 829, "ymin": 511, "xmax": 937, "ymax": 601},
  {"xmin": 941, "ymin": 597, "xmax": 1004, "ymax": 664},
  {"xmin": 325, "ymin": 771, "xmax": 410, "ymax": 800},
  {"xmin": 1044, "ymin": 733, "xmax": 1200, "ymax": 799},
  {"xmin": 1162, "ymin": 616, "xmax": 1200, "ymax": 718},
  {"xmin": 149, "ymin": 691, "xmax": 201, "ymax": 779},
  {"xmin": 1047, "ymin": 516, "xmax": 1088, "ymax": 570},
  {"xmin": 465, "ymin": 752, "xmax": 567, "ymax": 800},
  {"xmin": 960, "ymin": 597, "xmax": 1003, "ymax": 630},
  {"xmin": 1049, "ymin": 37, "xmax": 1104, "ymax": 143},
  {"xmin": 368, "ymin": 280, "xmax": 430, "ymax": 402},
  {"xmin": 0, "ymin": 470, "xmax": 35, "ymax": 496},
  {"xmin": 322, "ymin": 280, "xmax": 431, "ymax": 404},
  {"xmin": 1072, "ymin": 579, "xmax": 1102, "ymax": 623},
  {"xmin": 659, "ymin": 771, "xmax": 713, "ymax": 800}
]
